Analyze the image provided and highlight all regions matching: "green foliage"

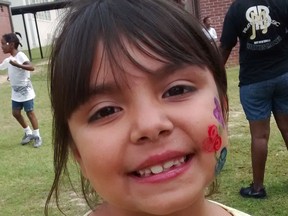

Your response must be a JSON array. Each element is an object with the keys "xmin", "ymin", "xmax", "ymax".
[{"xmin": 0, "ymin": 64, "xmax": 287, "ymax": 215}]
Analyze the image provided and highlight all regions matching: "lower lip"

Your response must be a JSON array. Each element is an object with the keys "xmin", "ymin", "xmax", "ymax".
[{"xmin": 130, "ymin": 157, "xmax": 193, "ymax": 184}]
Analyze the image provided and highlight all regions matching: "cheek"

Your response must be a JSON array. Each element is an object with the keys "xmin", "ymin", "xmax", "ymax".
[
  {"xmin": 72, "ymin": 129, "xmax": 126, "ymax": 178},
  {"xmin": 202, "ymin": 96, "xmax": 227, "ymax": 153},
  {"xmin": 213, "ymin": 97, "xmax": 226, "ymax": 128},
  {"xmin": 69, "ymin": 125, "xmax": 107, "ymax": 178},
  {"xmin": 76, "ymin": 144, "xmax": 121, "ymax": 191},
  {"xmin": 201, "ymin": 124, "xmax": 228, "ymax": 175},
  {"xmin": 202, "ymin": 124, "xmax": 225, "ymax": 153}
]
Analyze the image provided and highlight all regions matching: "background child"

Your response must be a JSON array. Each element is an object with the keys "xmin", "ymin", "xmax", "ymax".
[
  {"xmin": 203, "ymin": 16, "xmax": 218, "ymax": 42},
  {"xmin": 45, "ymin": 0, "xmax": 249, "ymax": 215},
  {"xmin": 0, "ymin": 33, "xmax": 42, "ymax": 147}
]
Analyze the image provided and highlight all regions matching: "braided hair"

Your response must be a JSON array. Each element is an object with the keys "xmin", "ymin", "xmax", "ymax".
[{"xmin": 2, "ymin": 32, "xmax": 23, "ymax": 49}]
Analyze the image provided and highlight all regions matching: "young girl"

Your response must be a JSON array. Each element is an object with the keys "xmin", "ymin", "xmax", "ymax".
[
  {"xmin": 0, "ymin": 33, "xmax": 42, "ymax": 147},
  {"xmin": 45, "ymin": 0, "xmax": 250, "ymax": 215}
]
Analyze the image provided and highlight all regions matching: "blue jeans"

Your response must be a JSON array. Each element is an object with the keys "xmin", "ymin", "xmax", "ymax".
[
  {"xmin": 240, "ymin": 72, "xmax": 288, "ymax": 121},
  {"xmin": 12, "ymin": 99, "xmax": 34, "ymax": 112}
]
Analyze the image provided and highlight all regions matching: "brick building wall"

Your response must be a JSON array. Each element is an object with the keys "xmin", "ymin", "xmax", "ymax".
[
  {"xmin": 198, "ymin": 0, "xmax": 239, "ymax": 67},
  {"xmin": 0, "ymin": 1, "xmax": 13, "ymax": 61}
]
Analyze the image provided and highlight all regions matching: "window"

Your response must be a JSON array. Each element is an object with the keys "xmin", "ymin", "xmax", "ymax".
[
  {"xmin": 190, "ymin": 0, "xmax": 200, "ymax": 18},
  {"xmin": 29, "ymin": 0, "xmax": 52, "ymax": 21},
  {"xmin": 36, "ymin": 11, "xmax": 51, "ymax": 20}
]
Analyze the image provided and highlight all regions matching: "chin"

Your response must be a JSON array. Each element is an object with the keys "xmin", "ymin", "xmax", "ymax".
[{"xmin": 135, "ymin": 195, "xmax": 194, "ymax": 215}]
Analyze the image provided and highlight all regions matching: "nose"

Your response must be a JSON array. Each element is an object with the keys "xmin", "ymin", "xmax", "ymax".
[{"xmin": 130, "ymin": 103, "xmax": 174, "ymax": 144}]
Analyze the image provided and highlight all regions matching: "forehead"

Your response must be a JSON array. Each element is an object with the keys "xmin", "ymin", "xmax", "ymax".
[{"xmin": 90, "ymin": 40, "xmax": 173, "ymax": 84}]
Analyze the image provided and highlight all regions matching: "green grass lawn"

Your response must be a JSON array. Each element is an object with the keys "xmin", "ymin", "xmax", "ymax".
[
  {"xmin": 211, "ymin": 67, "xmax": 288, "ymax": 215},
  {"xmin": 0, "ymin": 62, "xmax": 90, "ymax": 216},
  {"xmin": 0, "ymin": 63, "xmax": 287, "ymax": 215}
]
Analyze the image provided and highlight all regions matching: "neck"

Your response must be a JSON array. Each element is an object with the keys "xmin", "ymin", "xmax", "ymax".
[{"xmin": 11, "ymin": 50, "xmax": 18, "ymax": 57}]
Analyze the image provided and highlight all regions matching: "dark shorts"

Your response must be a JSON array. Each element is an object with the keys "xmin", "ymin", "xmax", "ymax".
[
  {"xmin": 240, "ymin": 72, "xmax": 288, "ymax": 121},
  {"xmin": 12, "ymin": 99, "xmax": 34, "ymax": 112}
]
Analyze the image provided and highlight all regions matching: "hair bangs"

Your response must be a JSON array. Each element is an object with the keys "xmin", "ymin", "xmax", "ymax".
[{"xmin": 91, "ymin": 0, "xmax": 215, "ymax": 90}]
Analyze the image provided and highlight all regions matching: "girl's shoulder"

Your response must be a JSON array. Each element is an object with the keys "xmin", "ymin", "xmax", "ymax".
[
  {"xmin": 15, "ymin": 51, "xmax": 30, "ymax": 62},
  {"xmin": 83, "ymin": 209, "xmax": 105, "ymax": 216},
  {"xmin": 209, "ymin": 200, "xmax": 251, "ymax": 216},
  {"xmin": 83, "ymin": 210, "xmax": 92, "ymax": 216},
  {"xmin": 83, "ymin": 203, "xmax": 108, "ymax": 216},
  {"xmin": 16, "ymin": 51, "xmax": 27, "ymax": 57}
]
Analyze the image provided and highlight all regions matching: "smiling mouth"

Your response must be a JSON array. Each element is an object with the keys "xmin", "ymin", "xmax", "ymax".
[{"xmin": 132, "ymin": 154, "xmax": 193, "ymax": 178}]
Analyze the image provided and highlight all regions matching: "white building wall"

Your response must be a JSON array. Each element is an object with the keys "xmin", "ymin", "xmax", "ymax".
[{"xmin": 7, "ymin": 0, "xmax": 65, "ymax": 50}]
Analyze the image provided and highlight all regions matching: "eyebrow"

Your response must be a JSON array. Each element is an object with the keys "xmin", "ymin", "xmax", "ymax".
[
  {"xmin": 153, "ymin": 63, "xmax": 186, "ymax": 79},
  {"xmin": 89, "ymin": 82, "xmax": 120, "ymax": 97}
]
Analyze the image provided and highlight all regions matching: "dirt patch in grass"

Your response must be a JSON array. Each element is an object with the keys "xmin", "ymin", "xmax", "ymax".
[{"xmin": 0, "ymin": 75, "xmax": 7, "ymax": 84}]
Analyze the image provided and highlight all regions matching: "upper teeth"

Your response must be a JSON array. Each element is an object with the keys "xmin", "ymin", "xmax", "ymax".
[{"xmin": 137, "ymin": 156, "xmax": 186, "ymax": 177}]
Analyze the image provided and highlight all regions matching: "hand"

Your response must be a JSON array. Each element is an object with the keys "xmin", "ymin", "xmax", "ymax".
[{"xmin": 9, "ymin": 60, "xmax": 19, "ymax": 67}]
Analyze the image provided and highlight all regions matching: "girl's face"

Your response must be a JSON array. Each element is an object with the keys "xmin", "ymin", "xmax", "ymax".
[
  {"xmin": 68, "ymin": 44, "xmax": 227, "ymax": 215},
  {"xmin": 1, "ymin": 37, "xmax": 12, "ymax": 54}
]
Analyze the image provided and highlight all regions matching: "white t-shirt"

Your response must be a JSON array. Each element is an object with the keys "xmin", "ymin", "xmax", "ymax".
[
  {"xmin": 207, "ymin": 27, "xmax": 217, "ymax": 41},
  {"xmin": 203, "ymin": 27, "xmax": 217, "ymax": 42},
  {"xmin": 7, "ymin": 52, "xmax": 35, "ymax": 102}
]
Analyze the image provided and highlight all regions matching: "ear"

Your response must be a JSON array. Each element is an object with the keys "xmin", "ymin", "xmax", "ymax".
[{"xmin": 70, "ymin": 142, "xmax": 88, "ymax": 179}]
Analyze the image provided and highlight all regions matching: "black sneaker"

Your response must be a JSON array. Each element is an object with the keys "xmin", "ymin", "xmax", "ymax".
[{"xmin": 240, "ymin": 184, "xmax": 267, "ymax": 199}]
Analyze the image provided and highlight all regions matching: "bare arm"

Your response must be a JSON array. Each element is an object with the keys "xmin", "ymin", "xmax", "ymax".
[
  {"xmin": 9, "ymin": 60, "xmax": 35, "ymax": 71},
  {"xmin": 218, "ymin": 43, "xmax": 232, "ymax": 65}
]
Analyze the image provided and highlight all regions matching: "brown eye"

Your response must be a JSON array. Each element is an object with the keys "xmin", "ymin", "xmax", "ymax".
[
  {"xmin": 89, "ymin": 106, "xmax": 122, "ymax": 122},
  {"xmin": 163, "ymin": 85, "xmax": 195, "ymax": 98}
]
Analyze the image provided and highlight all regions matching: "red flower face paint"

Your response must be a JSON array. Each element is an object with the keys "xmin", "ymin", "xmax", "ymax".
[
  {"xmin": 202, "ymin": 97, "xmax": 227, "ymax": 175},
  {"xmin": 208, "ymin": 124, "xmax": 217, "ymax": 138},
  {"xmin": 203, "ymin": 124, "xmax": 222, "ymax": 153}
]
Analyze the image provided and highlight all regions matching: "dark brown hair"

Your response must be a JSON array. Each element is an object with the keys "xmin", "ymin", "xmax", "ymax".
[{"xmin": 2, "ymin": 32, "xmax": 22, "ymax": 49}]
